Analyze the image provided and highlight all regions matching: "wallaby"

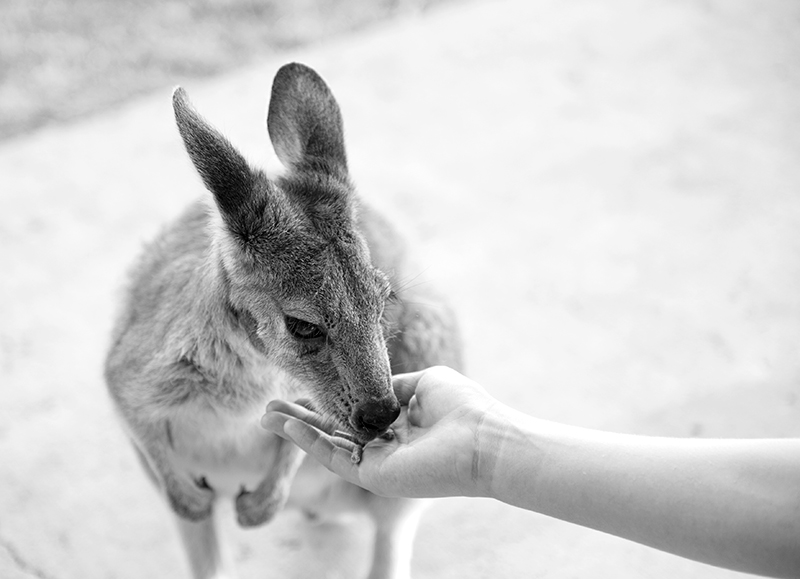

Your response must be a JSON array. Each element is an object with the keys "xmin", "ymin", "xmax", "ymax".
[{"xmin": 105, "ymin": 62, "xmax": 462, "ymax": 579}]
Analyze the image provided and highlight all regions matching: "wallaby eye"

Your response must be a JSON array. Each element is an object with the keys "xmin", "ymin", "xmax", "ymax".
[{"xmin": 285, "ymin": 316, "xmax": 325, "ymax": 341}]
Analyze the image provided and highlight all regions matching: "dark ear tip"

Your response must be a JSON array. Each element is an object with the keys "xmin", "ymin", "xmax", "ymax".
[{"xmin": 172, "ymin": 87, "xmax": 191, "ymax": 116}]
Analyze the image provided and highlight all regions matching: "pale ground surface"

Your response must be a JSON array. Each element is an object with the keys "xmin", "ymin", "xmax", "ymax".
[{"xmin": 1, "ymin": 0, "xmax": 800, "ymax": 577}]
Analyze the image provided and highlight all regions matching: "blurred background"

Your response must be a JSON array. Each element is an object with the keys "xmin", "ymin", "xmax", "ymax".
[
  {"xmin": 2, "ymin": 1, "xmax": 800, "ymax": 578},
  {"xmin": 0, "ymin": 0, "xmax": 451, "ymax": 139}
]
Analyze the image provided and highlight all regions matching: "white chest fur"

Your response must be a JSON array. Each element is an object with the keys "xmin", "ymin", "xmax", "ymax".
[{"xmin": 166, "ymin": 367, "xmax": 300, "ymax": 497}]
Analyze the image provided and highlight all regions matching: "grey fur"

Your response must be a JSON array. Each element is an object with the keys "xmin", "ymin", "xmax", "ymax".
[{"xmin": 105, "ymin": 62, "xmax": 462, "ymax": 577}]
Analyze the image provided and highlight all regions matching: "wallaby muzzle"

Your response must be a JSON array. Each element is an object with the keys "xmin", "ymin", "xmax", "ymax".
[
  {"xmin": 333, "ymin": 331, "xmax": 399, "ymax": 441},
  {"xmin": 351, "ymin": 395, "xmax": 401, "ymax": 438}
]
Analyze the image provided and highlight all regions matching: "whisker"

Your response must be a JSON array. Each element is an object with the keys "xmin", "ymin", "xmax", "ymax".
[{"xmin": 392, "ymin": 269, "xmax": 434, "ymax": 294}]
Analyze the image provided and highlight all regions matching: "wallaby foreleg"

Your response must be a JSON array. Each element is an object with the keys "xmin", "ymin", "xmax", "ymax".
[
  {"xmin": 131, "ymin": 426, "xmax": 215, "ymax": 521},
  {"xmin": 235, "ymin": 436, "xmax": 305, "ymax": 527}
]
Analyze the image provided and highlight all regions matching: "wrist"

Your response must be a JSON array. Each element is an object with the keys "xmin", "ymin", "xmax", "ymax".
[
  {"xmin": 477, "ymin": 406, "xmax": 554, "ymax": 507},
  {"xmin": 468, "ymin": 403, "xmax": 529, "ymax": 500}
]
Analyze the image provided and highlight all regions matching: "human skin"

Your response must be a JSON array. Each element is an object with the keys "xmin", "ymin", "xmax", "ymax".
[{"xmin": 262, "ymin": 366, "xmax": 800, "ymax": 579}]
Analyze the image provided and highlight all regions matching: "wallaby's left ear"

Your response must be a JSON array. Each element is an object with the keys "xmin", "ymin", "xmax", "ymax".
[
  {"xmin": 267, "ymin": 63, "xmax": 347, "ymax": 176},
  {"xmin": 173, "ymin": 87, "xmax": 255, "ymax": 223}
]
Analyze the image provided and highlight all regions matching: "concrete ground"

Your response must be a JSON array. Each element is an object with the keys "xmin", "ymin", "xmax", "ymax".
[{"xmin": 2, "ymin": 0, "xmax": 799, "ymax": 577}]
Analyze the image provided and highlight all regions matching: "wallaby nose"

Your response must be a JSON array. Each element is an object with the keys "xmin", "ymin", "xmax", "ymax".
[{"xmin": 351, "ymin": 397, "xmax": 401, "ymax": 436}]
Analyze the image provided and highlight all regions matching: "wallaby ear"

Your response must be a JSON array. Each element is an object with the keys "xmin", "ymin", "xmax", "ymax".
[
  {"xmin": 173, "ymin": 87, "xmax": 254, "ymax": 223},
  {"xmin": 267, "ymin": 63, "xmax": 347, "ymax": 175}
]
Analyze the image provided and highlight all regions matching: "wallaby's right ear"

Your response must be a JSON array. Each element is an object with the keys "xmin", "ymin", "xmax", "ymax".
[
  {"xmin": 267, "ymin": 63, "xmax": 347, "ymax": 176},
  {"xmin": 173, "ymin": 87, "xmax": 254, "ymax": 224}
]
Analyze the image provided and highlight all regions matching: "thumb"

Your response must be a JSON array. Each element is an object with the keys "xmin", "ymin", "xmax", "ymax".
[{"xmin": 392, "ymin": 370, "xmax": 426, "ymax": 405}]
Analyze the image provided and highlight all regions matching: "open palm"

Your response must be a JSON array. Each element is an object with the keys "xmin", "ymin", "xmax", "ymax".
[{"xmin": 262, "ymin": 367, "xmax": 502, "ymax": 499}]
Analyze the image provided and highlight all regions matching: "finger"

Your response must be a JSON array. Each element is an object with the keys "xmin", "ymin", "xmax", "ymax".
[
  {"xmin": 261, "ymin": 410, "xmax": 292, "ymax": 437},
  {"xmin": 407, "ymin": 393, "xmax": 426, "ymax": 427},
  {"xmin": 391, "ymin": 370, "xmax": 426, "ymax": 406},
  {"xmin": 283, "ymin": 418, "xmax": 362, "ymax": 485},
  {"xmin": 264, "ymin": 399, "xmax": 339, "ymax": 435},
  {"xmin": 263, "ymin": 411, "xmax": 359, "ymax": 460},
  {"xmin": 265, "ymin": 398, "xmax": 309, "ymax": 417},
  {"xmin": 330, "ymin": 431, "xmax": 362, "ymax": 456}
]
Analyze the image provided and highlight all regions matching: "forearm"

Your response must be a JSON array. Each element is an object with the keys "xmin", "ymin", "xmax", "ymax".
[{"xmin": 483, "ymin": 407, "xmax": 800, "ymax": 577}]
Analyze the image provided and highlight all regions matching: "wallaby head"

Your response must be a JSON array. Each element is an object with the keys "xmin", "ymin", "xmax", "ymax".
[{"xmin": 172, "ymin": 63, "xmax": 399, "ymax": 442}]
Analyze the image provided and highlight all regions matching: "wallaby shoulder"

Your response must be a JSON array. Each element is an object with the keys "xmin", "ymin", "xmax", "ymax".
[
  {"xmin": 124, "ymin": 201, "xmax": 211, "ymax": 313},
  {"xmin": 105, "ymin": 200, "xmax": 272, "ymax": 417}
]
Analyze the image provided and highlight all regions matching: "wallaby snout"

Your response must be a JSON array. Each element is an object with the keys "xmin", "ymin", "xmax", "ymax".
[{"xmin": 352, "ymin": 396, "xmax": 401, "ymax": 437}]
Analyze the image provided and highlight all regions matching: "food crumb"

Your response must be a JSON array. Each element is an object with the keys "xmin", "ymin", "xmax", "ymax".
[{"xmin": 350, "ymin": 445, "xmax": 363, "ymax": 464}]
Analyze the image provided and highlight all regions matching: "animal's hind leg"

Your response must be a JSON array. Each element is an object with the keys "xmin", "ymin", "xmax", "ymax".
[
  {"xmin": 365, "ymin": 496, "xmax": 427, "ymax": 579},
  {"xmin": 175, "ymin": 508, "xmax": 236, "ymax": 579},
  {"xmin": 291, "ymin": 474, "xmax": 425, "ymax": 579},
  {"xmin": 129, "ymin": 443, "xmax": 229, "ymax": 577}
]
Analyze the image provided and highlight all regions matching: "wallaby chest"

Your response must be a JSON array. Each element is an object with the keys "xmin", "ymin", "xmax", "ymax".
[{"xmin": 164, "ymin": 362, "xmax": 299, "ymax": 496}]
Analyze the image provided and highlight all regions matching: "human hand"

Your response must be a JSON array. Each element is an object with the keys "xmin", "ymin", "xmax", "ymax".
[{"xmin": 261, "ymin": 366, "xmax": 506, "ymax": 499}]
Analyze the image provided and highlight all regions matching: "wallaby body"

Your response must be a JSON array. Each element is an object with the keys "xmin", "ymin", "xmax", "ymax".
[{"xmin": 105, "ymin": 63, "xmax": 461, "ymax": 579}]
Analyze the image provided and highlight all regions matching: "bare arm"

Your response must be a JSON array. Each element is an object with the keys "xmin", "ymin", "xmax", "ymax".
[
  {"xmin": 488, "ymin": 408, "xmax": 800, "ymax": 577},
  {"xmin": 263, "ymin": 367, "xmax": 800, "ymax": 578}
]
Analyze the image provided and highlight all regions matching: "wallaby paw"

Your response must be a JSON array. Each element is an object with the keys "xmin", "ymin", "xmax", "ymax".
[
  {"xmin": 166, "ymin": 481, "xmax": 214, "ymax": 521},
  {"xmin": 235, "ymin": 489, "xmax": 284, "ymax": 527}
]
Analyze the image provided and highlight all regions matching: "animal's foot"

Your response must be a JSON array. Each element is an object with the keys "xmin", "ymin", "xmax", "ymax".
[
  {"xmin": 235, "ymin": 488, "xmax": 284, "ymax": 527},
  {"xmin": 166, "ymin": 484, "xmax": 214, "ymax": 521},
  {"xmin": 164, "ymin": 474, "xmax": 215, "ymax": 521}
]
